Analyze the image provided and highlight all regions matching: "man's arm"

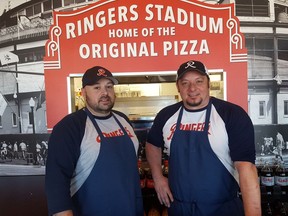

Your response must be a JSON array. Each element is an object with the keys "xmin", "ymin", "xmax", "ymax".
[
  {"xmin": 45, "ymin": 113, "xmax": 83, "ymax": 216},
  {"xmin": 145, "ymin": 143, "xmax": 173, "ymax": 207},
  {"xmin": 53, "ymin": 210, "xmax": 73, "ymax": 216},
  {"xmin": 234, "ymin": 161, "xmax": 261, "ymax": 216}
]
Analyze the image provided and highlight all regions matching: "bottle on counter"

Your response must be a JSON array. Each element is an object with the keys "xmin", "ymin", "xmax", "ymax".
[
  {"xmin": 161, "ymin": 207, "xmax": 168, "ymax": 216},
  {"xmin": 263, "ymin": 202, "xmax": 273, "ymax": 216},
  {"xmin": 271, "ymin": 157, "xmax": 281, "ymax": 173},
  {"xmin": 256, "ymin": 158, "xmax": 265, "ymax": 184},
  {"xmin": 138, "ymin": 159, "xmax": 146, "ymax": 189},
  {"xmin": 146, "ymin": 168, "xmax": 155, "ymax": 190},
  {"xmin": 147, "ymin": 206, "xmax": 161, "ymax": 216},
  {"xmin": 261, "ymin": 162, "xmax": 275, "ymax": 195},
  {"xmin": 279, "ymin": 202, "xmax": 288, "ymax": 216},
  {"xmin": 275, "ymin": 161, "xmax": 288, "ymax": 195},
  {"xmin": 162, "ymin": 159, "xmax": 169, "ymax": 178}
]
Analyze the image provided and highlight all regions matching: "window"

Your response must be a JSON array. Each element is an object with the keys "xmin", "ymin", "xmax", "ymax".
[
  {"xmin": 43, "ymin": 1, "xmax": 52, "ymax": 11},
  {"xmin": 26, "ymin": 3, "xmax": 42, "ymax": 17},
  {"xmin": 284, "ymin": 100, "xmax": 288, "ymax": 116},
  {"xmin": 246, "ymin": 37, "xmax": 274, "ymax": 79},
  {"xmin": 235, "ymin": 0, "xmax": 269, "ymax": 17},
  {"xmin": 52, "ymin": 0, "xmax": 62, "ymax": 9},
  {"xmin": 26, "ymin": 6, "xmax": 33, "ymax": 17},
  {"xmin": 12, "ymin": 112, "xmax": 17, "ymax": 127},
  {"xmin": 278, "ymin": 38, "xmax": 288, "ymax": 78},
  {"xmin": 275, "ymin": 4, "xmax": 288, "ymax": 23},
  {"xmin": 64, "ymin": 0, "xmax": 74, "ymax": 6},
  {"xmin": 64, "ymin": 0, "xmax": 85, "ymax": 6},
  {"xmin": 16, "ymin": 47, "xmax": 45, "ymax": 64},
  {"xmin": 278, "ymin": 38, "xmax": 288, "ymax": 61},
  {"xmin": 34, "ymin": 3, "xmax": 42, "ymax": 14},
  {"xmin": 259, "ymin": 101, "xmax": 266, "ymax": 117}
]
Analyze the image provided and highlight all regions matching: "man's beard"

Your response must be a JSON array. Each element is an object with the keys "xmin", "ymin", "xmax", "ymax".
[
  {"xmin": 186, "ymin": 98, "xmax": 202, "ymax": 108},
  {"xmin": 86, "ymin": 95, "xmax": 114, "ymax": 114}
]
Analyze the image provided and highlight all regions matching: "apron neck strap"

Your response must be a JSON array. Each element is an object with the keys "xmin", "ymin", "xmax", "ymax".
[
  {"xmin": 177, "ymin": 100, "xmax": 212, "ymax": 133},
  {"xmin": 84, "ymin": 108, "xmax": 128, "ymax": 140}
]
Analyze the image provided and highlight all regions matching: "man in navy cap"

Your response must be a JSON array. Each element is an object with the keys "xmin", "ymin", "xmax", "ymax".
[
  {"xmin": 146, "ymin": 60, "xmax": 261, "ymax": 216},
  {"xmin": 46, "ymin": 66, "xmax": 143, "ymax": 216}
]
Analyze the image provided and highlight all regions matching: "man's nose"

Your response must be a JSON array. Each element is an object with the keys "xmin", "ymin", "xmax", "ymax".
[
  {"xmin": 188, "ymin": 83, "xmax": 197, "ymax": 91},
  {"xmin": 100, "ymin": 87, "xmax": 108, "ymax": 94}
]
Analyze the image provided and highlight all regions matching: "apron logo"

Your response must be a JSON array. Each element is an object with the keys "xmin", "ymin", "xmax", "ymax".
[
  {"xmin": 96, "ymin": 128, "xmax": 134, "ymax": 142},
  {"xmin": 167, "ymin": 123, "xmax": 176, "ymax": 140},
  {"xmin": 180, "ymin": 122, "xmax": 206, "ymax": 131},
  {"xmin": 167, "ymin": 122, "xmax": 211, "ymax": 140}
]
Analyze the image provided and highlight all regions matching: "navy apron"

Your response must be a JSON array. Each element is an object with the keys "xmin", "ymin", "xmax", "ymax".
[
  {"xmin": 168, "ymin": 102, "xmax": 244, "ymax": 216},
  {"xmin": 72, "ymin": 109, "xmax": 143, "ymax": 216}
]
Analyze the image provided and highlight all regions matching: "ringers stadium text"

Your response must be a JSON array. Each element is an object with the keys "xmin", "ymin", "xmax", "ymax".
[{"xmin": 65, "ymin": 4, "xmax": 224, "ymax": 39}]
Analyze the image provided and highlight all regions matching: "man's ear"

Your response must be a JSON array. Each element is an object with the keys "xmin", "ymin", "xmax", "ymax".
[
  {"xmin": 176, "ymin": 81, "xmax": 180, "ymax": 93},
  {"xmin": 81, "ymin": 88, "xmax": 86, "ymax": 100}
]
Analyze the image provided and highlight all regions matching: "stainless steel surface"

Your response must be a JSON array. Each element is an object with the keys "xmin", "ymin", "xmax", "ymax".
[
  {"xmin": 115, "ymin": 75, "xmax": 177, "ymax": 84},
  {"xmin": 129, "ymin": 114, "xmax": 155, "ymax": 121}
]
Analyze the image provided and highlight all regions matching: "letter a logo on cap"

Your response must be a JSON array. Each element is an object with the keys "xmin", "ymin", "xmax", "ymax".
[{"xmin": 97, "ymin": 68, "xmax": 107, "ymax": 77}]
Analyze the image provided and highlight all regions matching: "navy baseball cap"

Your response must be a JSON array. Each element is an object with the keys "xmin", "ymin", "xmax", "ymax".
[
  {"xmin": 177, "ymin": 60, "xmax": 209, "ymax": 80},
  {"xmin": 82, "ymin": 66, "xmax": 118, "ymax": 88}
]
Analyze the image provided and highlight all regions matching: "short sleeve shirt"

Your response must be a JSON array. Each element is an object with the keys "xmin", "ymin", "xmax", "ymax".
[{"xmin": 147, "ymin": 97, "xmax": 255, "ymax": 182}]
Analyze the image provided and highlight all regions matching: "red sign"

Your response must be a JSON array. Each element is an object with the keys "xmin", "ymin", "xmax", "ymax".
[{"xmin": 44, "ymin": 0, "xmax": 247, "ymax": 131}]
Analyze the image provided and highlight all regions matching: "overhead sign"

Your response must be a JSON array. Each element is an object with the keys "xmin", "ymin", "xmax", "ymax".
[
  {"xmin": 44, "ymin": 0, "xmax": 248, "ymax": 131},
  {"xmin": 45, "ymin": 0, "xmax": 246, "ymax": 71}
]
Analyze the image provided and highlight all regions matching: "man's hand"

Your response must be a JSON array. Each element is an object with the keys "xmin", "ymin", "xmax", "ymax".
[{"xmin": 154, "ymin": 175, "xmax": 174, "ymax": 207}]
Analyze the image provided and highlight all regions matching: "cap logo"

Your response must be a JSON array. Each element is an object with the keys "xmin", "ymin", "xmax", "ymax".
[
  {"xmin": 185, "ymin": 61, "xmax": 196, "ymax": 69},
  {"xmin": 97, "ymin": 68, "xmax": 107, "ymax": 77}
]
